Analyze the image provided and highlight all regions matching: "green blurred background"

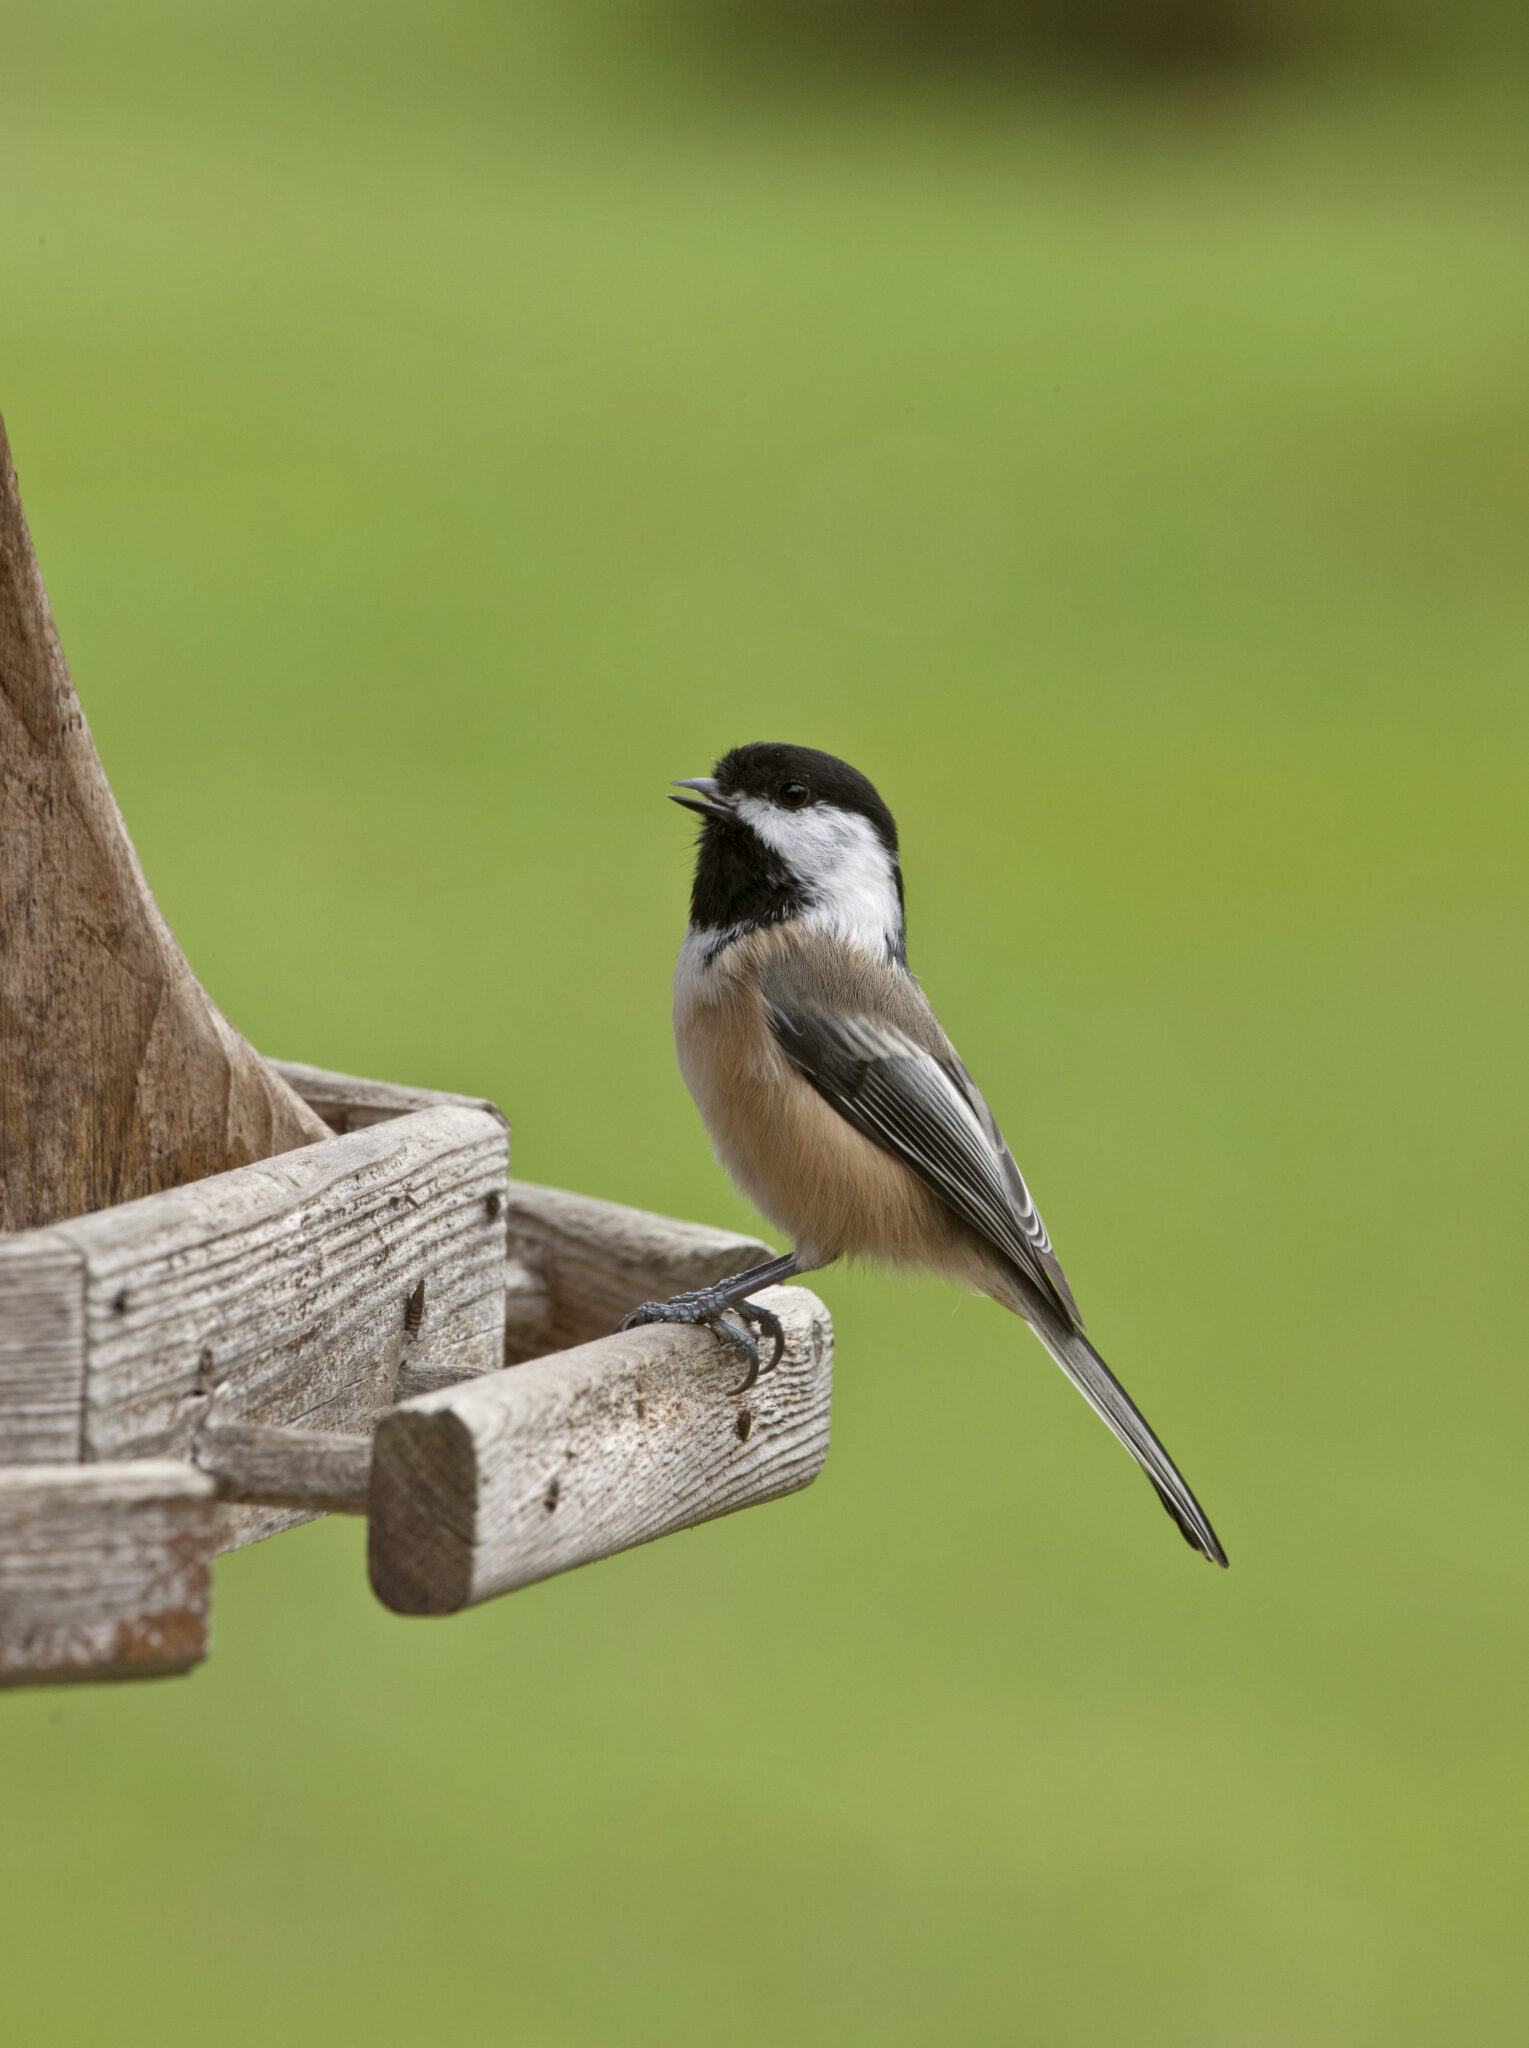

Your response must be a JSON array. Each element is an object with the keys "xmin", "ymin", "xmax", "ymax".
[{"xmin": 4, "ymin": 2, "xmax": 1528, "ymax": 2041}]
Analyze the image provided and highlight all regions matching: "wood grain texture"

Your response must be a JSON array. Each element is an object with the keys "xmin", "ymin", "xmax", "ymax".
[
  {"xmin": 279, "ymin": 1059, "xmax": 541, "ymax": 1389},
  {"xmin": 194, "ymin": 1416, "xmax": 371, "ymax": 1513},
  {"xmin": 44, "ymin": 1103, "xmax": 508, "ymax": 1550},
  {"xmin": 271, "ymin": 1059, "xmax": 508, "ymax": 1136},
  {"xmin": 0, "ymin": 410, "xmax": 330, "ymax": 1233},
  {"xmin": 0, "ymin": 1231, "xmax": 85, "ymax": 1462},
  {"xmin": 0, "ymin": 1460, "xmax": 215, "ymax": 1687},
  {"xmin": 499, "ymin": 1179, "xmax": 774, "ymax": 1360},
  {"xmin": 270, "ymin": 1062, "xmax": 772, "ymax": 1367},
  {"xmin": 368, "ymin": 1283, "xmax": 832, "ymax": 1615}
]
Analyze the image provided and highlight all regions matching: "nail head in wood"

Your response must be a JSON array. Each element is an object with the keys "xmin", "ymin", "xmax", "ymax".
[{"xmin": 404, "ymin": 1277, "xmax": 427, "ymax": 1340}]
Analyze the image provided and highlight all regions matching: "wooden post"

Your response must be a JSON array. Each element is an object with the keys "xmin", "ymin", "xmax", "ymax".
[
  {"xmin": 0, "ymin": 408, "xmax": 329, "ymax": 1233},
  {"xmin": 194, "ymin": 1418, "xmax": 372, "ymax": 1514}
]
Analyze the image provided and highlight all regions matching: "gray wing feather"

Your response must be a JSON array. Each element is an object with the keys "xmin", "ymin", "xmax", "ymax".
[
  {"xmin": 766, "ymin": 989, "xmax": 1228, "ymax": 1568},
  {"xmin": 765, "ymin": 997, "xmax": 1078, "ymax": 1326},
  {"xmin": 943, "ymin": 1050, "xmax": 1083, "ymax": 1324}
]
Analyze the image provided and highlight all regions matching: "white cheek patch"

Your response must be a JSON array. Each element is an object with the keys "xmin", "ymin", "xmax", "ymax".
[{"xmin": 733, "ymin": 796, "xmax": 903, "ymax": 959}]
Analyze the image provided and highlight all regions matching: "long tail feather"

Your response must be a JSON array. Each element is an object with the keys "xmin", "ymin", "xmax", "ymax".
[{"xmin": 1028, "ymin": 1322, "xmax": 1228, "ymax": 1567}]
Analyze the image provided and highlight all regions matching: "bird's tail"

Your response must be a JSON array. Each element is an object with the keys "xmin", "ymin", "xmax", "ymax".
[{"xmin": 1028, "ymin": 1321, "xmax": 1228, "ymax": 1567}]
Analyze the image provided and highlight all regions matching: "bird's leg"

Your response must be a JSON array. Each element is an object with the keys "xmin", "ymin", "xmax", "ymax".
[{"xmin": 620, "ymin": 1252, "xmax": 806, "ymax": 1392}]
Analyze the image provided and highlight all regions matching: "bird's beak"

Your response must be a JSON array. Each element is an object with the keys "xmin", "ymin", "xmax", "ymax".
[{"xmin": 669, "ymin": 776, "xmax": 732, "ymax": 820}]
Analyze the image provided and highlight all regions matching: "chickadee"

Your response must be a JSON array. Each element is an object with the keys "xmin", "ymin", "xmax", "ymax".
[{"xmin": 621, "ymin": 742, "xmax": 1227, "ymax": 1567}]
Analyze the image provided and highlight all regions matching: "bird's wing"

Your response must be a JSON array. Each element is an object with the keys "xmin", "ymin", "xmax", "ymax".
[
  {"xmin": 940, "ymin": 1047, "xmax": 1084, "ymax": 1326},
  {"xmin": 763, "ymin": 990, "xmax": 1078, "ymax": 1328},
  {"xmin": 765, "ymin": 984, "xmax": 1229, "ymax": 1567}
]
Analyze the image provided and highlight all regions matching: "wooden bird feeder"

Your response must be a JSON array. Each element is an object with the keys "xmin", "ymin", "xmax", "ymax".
[{"xmin": 0, "ymin": 414, "xmax": 833, "ymax": 1688}]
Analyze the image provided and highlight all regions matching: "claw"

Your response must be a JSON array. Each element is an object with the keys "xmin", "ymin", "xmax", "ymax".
[
  {"xmin": 713, "ymin": 1314, "xmax": 763, "ymax": 1390},
  {"xmin": 620, "ymin": 1290, "xmax": 714, "ymax": 1332},
  {"xmin": 732, "ymin": 1300, "xmax": 785, "ymax": 1378},
  {"xmin": 722, "ymin": 1317, "xmax": 762, "ymax": 1393},
  {"xmin": 620, "ymin": 1300, "xmax": 667, "ymax": 1333},
  {"xmin": 617, "ymin": 1290, "xmax": 782, "ymax": 1392}
]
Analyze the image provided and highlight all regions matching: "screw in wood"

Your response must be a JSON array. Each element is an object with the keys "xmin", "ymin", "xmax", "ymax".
[{"xmin": 404, "ymin": 1277, "xmax": 426, "ymax": 1339}]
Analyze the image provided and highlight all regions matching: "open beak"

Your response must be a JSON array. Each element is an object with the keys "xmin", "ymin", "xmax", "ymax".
[{"xmin": 669, "ymin": 776, "xmax": 732, "ymax": 821}]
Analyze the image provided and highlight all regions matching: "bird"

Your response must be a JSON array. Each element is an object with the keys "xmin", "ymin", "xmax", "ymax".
[{"xmin": 620, "ymin": 742, "xmax": 1227, "ymax": 1567}]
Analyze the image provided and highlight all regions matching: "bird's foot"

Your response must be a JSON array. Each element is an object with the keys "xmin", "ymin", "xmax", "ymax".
[{"xmin": 619, "ymin": 1289, "xmax": 786, "ymax": 1393}]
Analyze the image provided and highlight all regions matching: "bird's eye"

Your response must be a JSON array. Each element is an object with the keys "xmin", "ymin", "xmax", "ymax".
[{"xmin": 779, "ymin": 782, "xmax": 809, "ymax": 809}]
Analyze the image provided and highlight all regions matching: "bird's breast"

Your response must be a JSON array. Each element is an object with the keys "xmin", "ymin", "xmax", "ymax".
[{"xmin": 672, "ymin": 924, "xmax": 988, "ymax": 1282}]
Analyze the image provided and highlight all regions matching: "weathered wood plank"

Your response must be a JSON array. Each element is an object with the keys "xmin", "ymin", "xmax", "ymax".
[
  {"xmin": 269, "ymin": 1061, "xmax": 774, "ymax": 1368},
  {"xmin": 368, "ymin": 1283, "xmax": 832, "ymax": 1615},
  {"xmin": 48, "ymin": 1104, "xmax": 507, "ymax": 1551},
  {"xmin": 271, "ymin": 1059, "xmax": 507, "ymax": 1136},
  {"xmin": 499, "ymin": 1180, "xmax": 773, "ymax": 1361},
  {"xmin": 62, "ymin": 1104, "xmax": 508, "ymax": 1454},
  {"xmin": 194, "ymin": 1416, "xmax": 372, "ymax": 1514},
  {"xmin": 0, "ymin": 1231, "xmax": 86, "ymax": 1462},
  {"xmin": 0, "ymin": 1461, "xmax": 215, "ymax": 1687}
]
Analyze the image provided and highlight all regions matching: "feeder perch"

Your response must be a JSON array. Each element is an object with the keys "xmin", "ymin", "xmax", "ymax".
[{"xmin": 0, "ymin": 416, "xmax": 833, "ymax": 1688}]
